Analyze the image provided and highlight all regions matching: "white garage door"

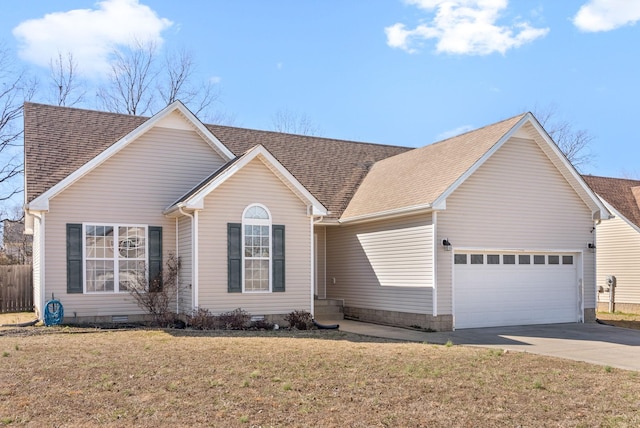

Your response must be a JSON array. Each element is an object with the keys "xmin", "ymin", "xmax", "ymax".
[{"xmin": 454, "ymin": 252, "xmax": 579, "ymax": 329}]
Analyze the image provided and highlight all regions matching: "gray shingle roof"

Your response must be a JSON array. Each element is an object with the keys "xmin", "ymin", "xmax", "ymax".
[
  {"xmin": 582, "ymin": 175, "xmax": 640, "ymax": 228},
  {"xmin": 24, "ymin": 103, "xmax": 412, "ymax": 218}
]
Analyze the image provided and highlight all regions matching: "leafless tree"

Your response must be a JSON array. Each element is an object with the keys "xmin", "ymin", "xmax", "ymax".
[
  {"xmin": 532, "ymin": 104, "xmax": 595, "ymax": 171},
  {"xmin": 0, "ymin": 43, "xmax": 36, "ymax": 206},
  {"xmin": 271, "ymin": 109, "xmax": 321, "ymax": 136},
  {"xmin": 97, "ymin": 39, "xmax": 158, "ymax": 115},
  {"xmin": 158, "ymin": 48, "xmax": 221, "ymax": 116},
  {"xmin": 48, "ymin": 51, "xmax": 85, "ymax": 107}
]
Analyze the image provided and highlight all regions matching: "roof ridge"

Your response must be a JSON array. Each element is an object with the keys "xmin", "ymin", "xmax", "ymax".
[
  {"xmin": 25, "ymin": 101, "xmax": 151, "ymax": 120},
  {"xmin": 426, "ymin": 112, "xmax": 528, "ymax": 148},
  {"xmin": 582, "ymin": 174, "xmax": 640, "ymax": 185},
  {"xmin": 207, "ymin": 123, "xmax": 413, "ymax": 150}
]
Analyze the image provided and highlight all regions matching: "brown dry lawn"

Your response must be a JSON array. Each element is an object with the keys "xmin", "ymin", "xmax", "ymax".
[
  {"xmin": 1, "ymin": 317, "xmax": 640, "ymax": 427},
  {"xmin": 597, "ymin": 311, "xmax": 640, "ymax": 330}
]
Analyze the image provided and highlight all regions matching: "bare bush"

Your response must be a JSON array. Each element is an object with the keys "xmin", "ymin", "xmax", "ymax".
[
  {"xmin": 285, "ymin": 310, "xmax": 314, "ymax": 330},
  {"xmin": 128, "ymin": 253, "xmax": 181, "ymax": 327}
]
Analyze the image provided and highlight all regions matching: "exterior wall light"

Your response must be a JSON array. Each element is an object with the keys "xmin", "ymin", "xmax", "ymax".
[
  {"xmin": 442, "ymin": 239, "xmax": 452, "ymax": 251},
  {"xmin": 588, "ymin": 242, "xmax": 596, "ymax": 252}
]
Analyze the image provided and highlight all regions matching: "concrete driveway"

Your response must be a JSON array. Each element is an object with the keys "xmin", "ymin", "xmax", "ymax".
[{"xmin": 328, "ymin": 319, "xmax": 640, "ymax": 371}]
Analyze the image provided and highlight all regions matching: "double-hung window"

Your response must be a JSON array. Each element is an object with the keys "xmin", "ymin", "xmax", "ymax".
[
  {"xmin": 227, "ymin": 204, "xmax": 285, "ymax": 293},
  {"xmin": 243, "ymin": 205, "xmax": 271, "ymax": 292},
  {"xmin": 67, "ymin": 223, "xmax": 163, "ymax": 294},
  {"xmin": 84, "ymin": 225, "xmax": 147, "ymax": 293}
]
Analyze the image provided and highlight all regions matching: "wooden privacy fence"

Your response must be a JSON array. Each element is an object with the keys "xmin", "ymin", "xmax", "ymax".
[{"xmin": 0, "ymin": 265, "xmax": 33, "ymax": 313}]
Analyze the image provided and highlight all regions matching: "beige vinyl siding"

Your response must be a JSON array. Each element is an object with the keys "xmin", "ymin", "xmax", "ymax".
[
  {"xmin": 437, "ymin": 136, "xmax": 595, "ymax": 314},
  {"xmin": 326, "ymin": 213, "xmax": 434, "ymax": 314},
  {"xmin": 314, "ymin": 227, "xmax": 326, "ymax": 299},
  {"xmin": 197, "ymin": 158, "xmax": 312, "ymax": 315},
  {"xmin": 177, "ymin": 216, "xmax": 193, "ymax": 314},
  {"xmin": 44, "ymin": 127, "xmax": 226, "ymax": 318},
  {"xmin": 32, "ymin": 215, "xmax": 42, "ymax": 316},
  {"xmin": 595, "ymin": 206, "xmax": 640, "ymax": 305}
]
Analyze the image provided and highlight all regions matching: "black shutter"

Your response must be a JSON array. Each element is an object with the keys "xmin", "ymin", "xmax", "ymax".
[
  {"xmin": 67, "ymin": 223, "xmax": 83, "ymax": 294},
  {"xmin": 272, "ymin": 225, "xmax": 285, "ymax": 292},
  {"xmin": 228, "ymin": 223, "xmax": 242, "ymax": 292},
  {"xmin": 148, "ymin": 226, "xmax": 163, "ymax": 291}
]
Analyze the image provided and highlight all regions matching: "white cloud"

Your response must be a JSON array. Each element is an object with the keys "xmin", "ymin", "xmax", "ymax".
[
  {"xmin": 573, "ymin": 0, "xmax": 640, "ymax": 32},
  {"xmin": 13, "ymin": 0, "xmax": 172, "ymax": 77},
  {"xmin": 385, "ymin": 0, "xmax": 549, "ymax": 55},
  {"xmin": 437, "ymin": 124, "xmax": 475, "ymax": 140}
]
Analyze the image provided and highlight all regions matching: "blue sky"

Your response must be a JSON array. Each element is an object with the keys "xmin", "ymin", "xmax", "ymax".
[{"xmin": 3, "ymin": 0, "xmax": 640, "ymax": 179}]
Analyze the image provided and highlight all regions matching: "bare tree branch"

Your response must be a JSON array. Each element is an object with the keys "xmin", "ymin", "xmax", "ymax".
[
  {"xmin": 158, "ymin": 48, "xmax": 221, "ymax": 116},
  {"xmin": 0, "ymin": 43, "xmax": 37, "ymax": 208},
  {"xmin": 271, "ymin": 109, "xmax": 321, "ymax": 136},
  {"xmin": 49, "ymin": 51, "xmax": 86, "ymax": 106},
  {"xmin": 97, "ymin": 39, "xmax": 158, "ymax": 115},
  {"xmin": 532, "ymin": 104, "xmax": 595, "ymax": 172}
]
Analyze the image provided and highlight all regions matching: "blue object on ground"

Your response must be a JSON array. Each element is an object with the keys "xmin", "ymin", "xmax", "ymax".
[{"xmin": 44, "ymin": 299, "xmax": 64, "ymax": 326}]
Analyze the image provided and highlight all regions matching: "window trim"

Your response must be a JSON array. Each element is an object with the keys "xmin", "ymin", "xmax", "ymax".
[
  {"xmin": 241, "ymin": 204, "xmax": 272, "ymax": 293},
  {"xmin": 83, "ymin": 223, "xmax": 149, "ymax": 294}
]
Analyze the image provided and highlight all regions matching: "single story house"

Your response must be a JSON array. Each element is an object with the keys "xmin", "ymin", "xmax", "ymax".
[
  {"xmin": 24, "ymin": 101, "xmax": 610, "ymax": 330},
  {"xmin": 582, "ymin": 175, "xmax": 640, "ymax": 313}
]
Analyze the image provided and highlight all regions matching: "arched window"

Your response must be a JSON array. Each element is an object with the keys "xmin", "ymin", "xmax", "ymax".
[{"xmin": 242, "ymin": 204, "xmax": 271, "ymax": 292}]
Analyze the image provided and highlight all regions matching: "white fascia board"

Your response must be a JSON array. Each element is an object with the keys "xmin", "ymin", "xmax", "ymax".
[
  {"xmin": 27, "ymin": 101, "xmax": 235, "ymax": 211},
  {"xmin": 431, "ymin": 114, "xmax": 531, "ymax": 210},
  {"xmin": 182, "ymin": 145, "xmax": 327, "ymax": 216},
  {"xmin": 171, "ymin": 102, "xmax": 235, "ymax": 160},
  {"xmin": 340, "ymin": 203, "xmax": 435, "ymax": 224},
  {"xmin": 524, "ymin": 115, "xmax": 612, "ymax": 220}
]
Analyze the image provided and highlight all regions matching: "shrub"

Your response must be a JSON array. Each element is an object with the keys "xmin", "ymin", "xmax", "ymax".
[
  {"xmin": 285, "ymin": 310, "xmax": 313, "ymax": 330},
  {"xmin": 217, "ymin": 308, "xmax": 251, "ymax": 330},
  {"xmin": 127, "ymin": 253, "xmax": 182, "ymax": 327},
  {"xmin": 250, "ymin": 319, "xmax": 275, "ymax": 330},
  {"xmin": 188, "ymin": 307, "xmax": 217, "ymax": 330}
]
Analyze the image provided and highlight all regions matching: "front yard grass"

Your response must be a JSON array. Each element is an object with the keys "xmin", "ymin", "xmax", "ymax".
[
  {"xmin": 1, "ymin": 326, "xmax": 639, "ymax": 427},
  {"xmin": 597, "ymin": 311, "xmax": 640, "ymax": 330}
]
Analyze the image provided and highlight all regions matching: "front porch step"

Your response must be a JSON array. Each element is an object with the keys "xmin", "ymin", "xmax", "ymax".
[{"xmin": 314, "ymin": 298, "xmax": 344, "ymax": 320}]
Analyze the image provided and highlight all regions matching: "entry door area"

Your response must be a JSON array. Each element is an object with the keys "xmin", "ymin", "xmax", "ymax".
[{"xmin": 453, "ymin": 252, "xmax": 579, "ymax": 329}]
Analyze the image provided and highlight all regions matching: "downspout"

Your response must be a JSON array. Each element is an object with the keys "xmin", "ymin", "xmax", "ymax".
[
  {"xmin": 175, "ymin": 217, "xmax": 179, "ymax": 314},
  {"xmin": 311, "ymin": 215, "xmax": 325, "ymax": 309},
  {"xmin": 30, "ymin": 210, "xmax": 45, "ymax": 320},
  {"xmin": 178, "ymin": 205, "xmax": 197, "ymax": 312}
]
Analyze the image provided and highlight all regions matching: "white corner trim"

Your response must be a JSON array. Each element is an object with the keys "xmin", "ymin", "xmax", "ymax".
[{"xmin": 28, "ymin": 101, "xmax": 234, "ymax": 210}]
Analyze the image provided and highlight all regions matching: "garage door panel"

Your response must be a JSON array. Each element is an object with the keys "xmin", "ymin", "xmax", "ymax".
[{"xmin": 454, "ymin": 252, "xmax": 578, "ymax": 329}]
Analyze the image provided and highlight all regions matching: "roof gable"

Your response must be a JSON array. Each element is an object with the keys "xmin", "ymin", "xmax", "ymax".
[
  {"xmin": 25, "ymin": 101, "xmax": 234, "ymax": 211},
  {"xmin": 582, "ymin": 175, "xmax": 640, "ymax": 228},
  {"xmin": 342, "ymin": 113, "xmax": 609, "ymax": 222},
  {"xmin": 165, "ymin": 145, "xmax": 327, "ymax": 216},
  {"xmin": 24, "ymin": 103, "xmax": 410, "ymax": 218}
]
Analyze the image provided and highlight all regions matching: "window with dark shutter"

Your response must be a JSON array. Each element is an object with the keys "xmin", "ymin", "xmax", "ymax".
[
  {"xmin": 272, "ymin": 225, "xmax": 285, "ymax": 292},
  {"xmin": 228, "ymin": 223, "xmax": 242, "ymax": 292},
  {"xmin": 148, "ymin": 226, "xmax": 163, "ymax": 291},
  {"xmin": 67, "ymin": 223, "xmax": 83, "ymax": 294}
]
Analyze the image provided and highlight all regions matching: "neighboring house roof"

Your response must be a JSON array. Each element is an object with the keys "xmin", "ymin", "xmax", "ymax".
[
  {"xmin": 165, "ymin": 144, "xmax": 327, "ymax": 216},
  {"xmin": 24, "ymin": 102, "xmax": 411, "ymax": 218},
  {"xmin": 582, "ymin": 175, "xmax": 640, "ymax": 228}
]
